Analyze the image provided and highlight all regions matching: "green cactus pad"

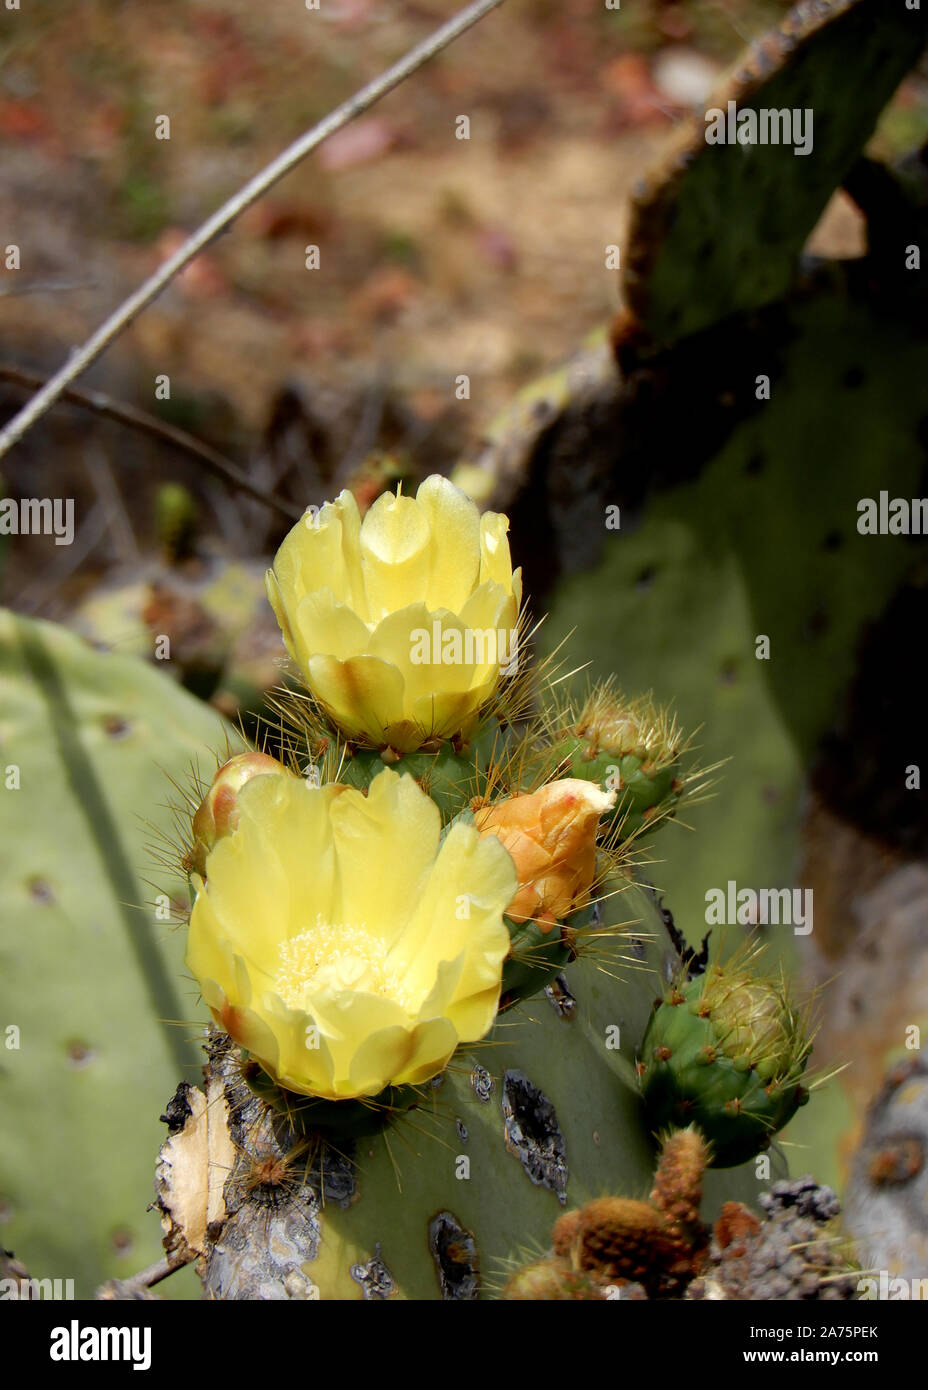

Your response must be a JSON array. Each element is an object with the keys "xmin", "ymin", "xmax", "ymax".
[
  {"xmin": 182, "ymin": 879, "xmax": 782, "ymax": 1299},
  {"xmin": 0, "ymin": 610, "xmax": 235, "ymax": 1295},
  {"xmin": 622, "ymin": 0, "xmax": 928, "ymax": 345}
]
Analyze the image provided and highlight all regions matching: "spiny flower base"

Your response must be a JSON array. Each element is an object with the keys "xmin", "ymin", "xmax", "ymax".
[{"xmin": 241, "ymin": 1057, "xmax": 422, "ymax": 1139}]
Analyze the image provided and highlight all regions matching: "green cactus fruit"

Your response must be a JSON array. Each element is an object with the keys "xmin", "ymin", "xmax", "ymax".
[
  {"xmin": 336, "ymin": 719, "xmax": 506, "ymax": 818},
  {"xmin": 499, "ymin": 891, "xmax": 608, "ymax": 1009},
  {"xmin": 521, "ymin": 683, "xmax": 689, "ymax": 842},
  {"xmin": 638, "ymin": 948, "xmax": 813, "ymax": 1168},
  {"xmin": 500, "ymin": 914, "xmax": 575, "ymax": 1006}
]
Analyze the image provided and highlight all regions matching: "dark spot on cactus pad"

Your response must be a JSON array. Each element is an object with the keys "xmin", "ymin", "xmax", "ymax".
[
  {"xmin": 66, "ymin": 1040, "xmax": 95, "ymax": 1069},
  {"xmin": 307, "ymin": 1143, "xmax": 356, "ymax": 1210},
  {"xmin": 802, "ymin": 606, "xmax": 829, "ymax": 640},
  {"xmin": 501, "ymin": 1069, "xmax": 568, "ymax": 1205},
  {"xmin": 744, "ymin": 451, "xmax": 765, "ymax": 476},
  {"xmin": 544, "ymin": 972, "xmax": 577, "ymax": 1020},
  {"xmin": 160, "ymin": 1081, "xmax": 195, "ymax": 1134},
  {"xmin": 719, "ymin": 659, "xmax": 739, "ymax": 685},
  {"xmin": 428, "ymin": 1211, "xmax": 479, "ymax": 1300},
  {"xmin": 842, "ymin": 366, "xmax": 865, "ymax": 390},
  {"xmin": 455, "ymin": 1119, "xmax": 468, "ymax": 1143},
  {"xmin": 635, "ymin": 565, "xmax": 657, "ymax": 593},
  {"xmin": 470, "ymin": 1063, "xmax": 494, "ymax": 1102},
  {"xmin": 28, "ymin": 876, "xmax": 55, "ymax": 905},
  {"xmin": 822, "ymin": 529, "xmax": 843, "ymax": 552},
  {"xmin": 349, "ymin": 1243, "xmax": 395, "ymax": 1300},
  {"xmin": 103, "ymin": 715, "xmax": 132, "ymax": 739}
]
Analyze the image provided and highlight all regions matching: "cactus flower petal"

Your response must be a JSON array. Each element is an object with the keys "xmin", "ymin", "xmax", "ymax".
[
  {"xmin": 186, "ymin": 767, "xmax": 516, "ymax": 1100},
  {"xmin": 475, "ymin": 778, "xmax": 616, "ymax": 928},
  {"xmin": 265, "ymin": 475, "xmax": 521, "ymax": 751}
]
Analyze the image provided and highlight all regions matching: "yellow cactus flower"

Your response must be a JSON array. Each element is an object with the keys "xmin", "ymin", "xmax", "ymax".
[
  {"xmin": 265, "ymin": 474, "xmax": 522, "ymax": 753},
  {"xmin": 474, "ymin": 779, "xmax": 615, "ymax": 930},
  {"xmin": 186, "ymin": 767, "xmax": 517, "ymax": 1101}
]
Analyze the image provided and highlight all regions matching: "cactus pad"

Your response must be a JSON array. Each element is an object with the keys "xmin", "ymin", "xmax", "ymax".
[
  {"xmin": 0, "ymin": 610, "xmax": 234, "ymax": 1295},
  {"xmin": 622, "ymin": 0, "xmax": 927, "ymax": 345}
]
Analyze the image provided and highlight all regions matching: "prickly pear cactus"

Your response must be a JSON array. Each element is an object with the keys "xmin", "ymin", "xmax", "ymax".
[
  {"xmin": 622, "ymin": 0, "xmax": 927, "ymax": 345},
  {"xmin": 149, "ymin": 472, "xmax": 806, "ymax": 1302},
  {"xmin": 0, "ymin": 609, "xmax": 235, "ymax": 1296},
  {"xmin": 159, "ymin": 883, "xmax": 782, "ymax": 1301}
]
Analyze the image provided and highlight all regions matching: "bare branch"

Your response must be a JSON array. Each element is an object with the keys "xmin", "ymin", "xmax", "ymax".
[
  {"xmin": 95, "ymin": 1249, "xmax": 194, "ymax": 1300},
  {"xmin": 0, "ymin": 0, "xmax": 507, "ymax": 461},
  {"xmin": 0, "ymin": 364, "xmax": 303, "ymax": 521}
]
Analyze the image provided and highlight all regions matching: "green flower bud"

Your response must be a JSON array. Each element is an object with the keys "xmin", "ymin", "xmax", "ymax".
[
  {"xmin": 524, "ymin": 682, "xmax": 687, "ymax": 842},
  {"xmin": 638, "ymin": 950, "xmax": 812, "ymax": 1167},
  {"xmin": 187, "ymin": 751, "xmax": 288, "ymax": 878}
]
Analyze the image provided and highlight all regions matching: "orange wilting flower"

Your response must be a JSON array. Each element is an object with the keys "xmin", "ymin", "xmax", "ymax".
[{"xmin": 474, "ymin": 779, "xmax": 615, "ymax": 931}]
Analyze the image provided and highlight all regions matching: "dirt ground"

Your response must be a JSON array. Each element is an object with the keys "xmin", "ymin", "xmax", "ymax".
[{"xmin": 3, "ymin": 0, "xmax": 899, "ymax": 479}]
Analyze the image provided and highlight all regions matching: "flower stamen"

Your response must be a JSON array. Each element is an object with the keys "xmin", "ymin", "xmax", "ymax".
[{"xmin": 276, "ymin": 914, "xmax": 412, "ymax": 1012}]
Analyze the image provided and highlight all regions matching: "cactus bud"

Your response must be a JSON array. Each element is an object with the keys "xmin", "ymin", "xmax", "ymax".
[
  {"xmin": 474, "ymin": 778, "xmax": 615, "ymax": 929},
  {"xmin": 638, "ymin": 949, "xmax": 813, "ymax": 1167},
  {"xmin": 187, "ymin": 752, "xmax": 288, "ymax": 877},
  {"xmin": 530, "ymin": 682, "xmax": 685, "ymax": 841}
]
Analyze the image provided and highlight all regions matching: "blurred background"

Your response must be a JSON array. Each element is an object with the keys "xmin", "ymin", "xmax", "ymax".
[{"xmin": 1, "ymin": 0, "xmax": 927, "ymax": 1297}]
